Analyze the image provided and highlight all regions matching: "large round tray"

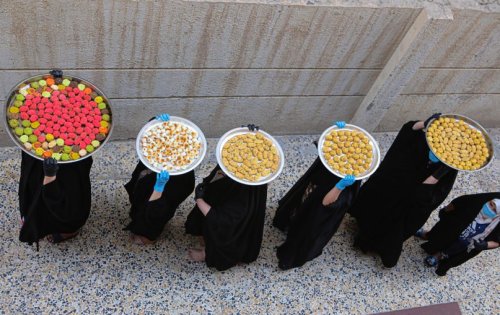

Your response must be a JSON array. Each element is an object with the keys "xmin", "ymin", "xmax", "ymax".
[
  {"xmin": 136, "ymin": 116, "xmax": 207, "ymax": 175},
  {"xmin": 4, "ymin": 73, "xmax": 113, "ymax": 163},
  {"xmin": 216, "ymin": 127, "xmax": 285, "ymax": 186},
  {"xmin": 318, "ymin": 124, "xmax": 381, "ymax": 180},
  {"xmin": 425, "ymin": 114, "xmax": 494, "ymax": 172}
]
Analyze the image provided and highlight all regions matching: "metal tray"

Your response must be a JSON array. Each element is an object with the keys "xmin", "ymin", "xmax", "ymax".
[
  {"xmin": 318, "ymin": 124, "xmax": 381, "ymax": 180},
  {"xmin": 136, "ymin": 116, "xmax": 207, "ymax": 175},
  {"xmin": 216, "ymin": 127, "xmax": 285, "ymax": 185},
  {"xmin": 4, "ymin": 73, "xmax": 113, "ymax": 163},
  {"xmin": 425, "ymin": 114, "xmax": 495, "ymax": 172}
]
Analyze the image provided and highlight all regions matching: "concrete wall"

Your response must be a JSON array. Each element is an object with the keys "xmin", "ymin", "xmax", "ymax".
[{"xmin": 0, "ymin": 0, "xmax": 498, "ymax": 145}]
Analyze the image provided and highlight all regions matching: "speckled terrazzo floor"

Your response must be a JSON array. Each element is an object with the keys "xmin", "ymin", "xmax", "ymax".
[{"xmin": 0, "ymin": 130, "xmax": 499, "ymax": 314}]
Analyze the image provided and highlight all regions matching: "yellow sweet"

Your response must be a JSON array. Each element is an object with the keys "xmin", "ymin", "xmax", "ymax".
[
  {"xmin": 221, "ymin": 133, "xmax": 280, "ymax": 182},
  {"xmin": 427, "ymin": 117, "xmax": 489, "ymax": 170},
  {"xmin": 322, "ymin": 129, "xmax": 373, "ymax": 176}
]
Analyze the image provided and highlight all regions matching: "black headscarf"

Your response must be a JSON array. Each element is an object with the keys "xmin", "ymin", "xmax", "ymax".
[
  {"xmin": 124, "ymin": 161, "xmax": 195, "ymax": 241},
  {"xmin": 349, "ymin": 121, "xmax": 457, "ymax": 267},
  {"xmin": 273, "ymin": 157, "xmax": 360, "ymax": 270},
  {"xmin": 18, "ymin": 152, "xmax": 92, "ymax": 248},
  {"xmin": 420, "ymin": 192, "xmax": 500, "ymax": 276},
  {"xmin": 185, "ymin": 165, "xmax": 268, "ymax": 271}
]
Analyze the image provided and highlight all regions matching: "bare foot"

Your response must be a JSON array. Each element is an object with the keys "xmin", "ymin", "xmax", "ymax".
[
  {"xmin": 188, "ymin": 248, "xmax": 206, "ymax": 262},
  {"xmin": 47, "ymin": 231, "xmax": 79, "ymax": 243},
  {"xmin": 131, "ymin": 234, "xmax": 154, "ymax": 245}
]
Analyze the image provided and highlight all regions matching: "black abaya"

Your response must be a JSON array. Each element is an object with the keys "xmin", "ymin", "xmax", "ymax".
[
  {"xmin": 124, "ymin": 161, "xmax": 195, "ymax": 241},
  {"xmin": 19, "ymin": 152, "xmax": 92, "ymax": 247},
  {"xmin": 273, "ymin": 158, "xmax": 360, "ymax": 270},
  {"xmin": 185, "ymin": 165, "xmax": 268, "ymax": 271},
  {"xmin": 349, "ymin": 121, "xmax": 458, "ymax": 267},
  {"xmin": 420, "ymin": 192, "xmax": 500, "ymax": 276}
]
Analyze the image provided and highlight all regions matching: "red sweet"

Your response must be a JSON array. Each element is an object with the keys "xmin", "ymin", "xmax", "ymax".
[
  {"xmin": 45, "ymin": 127, "xmax": 53, "ymax": 134},
  {"xmin": 65, "ymin": 139, "xmax": 74, "ymax": 146},
  {"xmin": 57, "ymin": 118, "xmax": 65, "ymax": 125},
  {"xmin": 93, "ymin": 121, "xmax": 101, "ymax": 128},
  {"xmin": 93, "ymin": 128, "xmax": 99, "ymax": 134},
  {"xmin": 53, "ymin": 130, "xmax": 60, "ymax": 138},
  {"xmin": 79, "ymin": 142, "xmax": 86, "ymax": 150},
  {"xmin": 50, "ymin": 96, "xmax": 58, "ymax": 103},
  {"xmin": 38, "ymin": 125, "xmax": 45, "ymax": 132},
  {"xmin": 27, "ymin": 110, "xmax": 36, "ymax": 115},
  {"xmin": 45, "ymin": 108, "xmax": 53, "ymax": 114},
  {"xmin": 33, "ymin": 129, "xmax": 41, "ymax": 136},
  {"xmin": 59, "ymin": 94, "xmax": 66, "ymax": 101},
  {"xmin": 29, "ymin": 115, "xmax": 38, "ymax": 122},
  {"xmin": 60, "ymin": 126, "xmax": 67, "ymax": 133},
  {"xmin": 90, "ymin": 101, "xmax": 97, "ymax": 107},
  {"xmin": 25, "ymin": 94, "xmax": 33, "ymax": 100},
  {"xmin": 52, "ymin": 91, "xmax": 60, "ymax": 96},
  {"xmin": 76, "ymin": 127, "xmax": 83, "ymax": 134},
  {"xmin": 53, "ymin": 125, "xmax": 60, "ymax": 131},
  {"xmin": 84, "ymin": 137, "xmax": 91, "ymax": 145},
  {"xmin": 41, "ymin": 98, "xmax": 49, "ymax": 103},
  {"xmin": 46, "ymin": 121, "xmax": 54, "ymax": 128},
  {"xmin": 20, "ymin": 106, "xmax": 28, "ymax": 112},
  {"xmin": 85, "ymin": 127, "xmax": 93, "ymax": 134},
  {"xmin": 67, "ymin": 127, "xmax": 75, "ymax": 133},
  {"xmin": 82, "ymin": 108, "xmax": 89, "ymax": 115},
  {"xmin": 68, "ymin": 92, "xmax": 75, "ymax": 98},
  {"xmin": 25, "ymin": 100, "xmax": 32, "ymax": 106},
  {"xmin": 68, "ymin": 133, "xmax": 76, "ymax": 139},
  {"xmin": 38, "ymin": 135, "xmax": 45, "ymax": 142},
  {"xmin": 89, "ymin": 133, "xmax": 96, "ymax": 140}
]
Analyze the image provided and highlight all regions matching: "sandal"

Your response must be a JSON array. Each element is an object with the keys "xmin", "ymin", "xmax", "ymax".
[{"xmin": 425, "ymin": 255, "xmax": 438, "ymax": 267}]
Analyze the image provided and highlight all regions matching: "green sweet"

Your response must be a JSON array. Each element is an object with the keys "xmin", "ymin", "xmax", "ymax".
[
  {"xmin": 19, "ymin": 135, "xmax": 29, "ymax": 143},
  {"xmin": 56, "ymin": 138, "xmax": 64, "ymax": 146},
  {"xmin": 102, "ymin": 114, "xmax": 110, "ymax": 121},
  {"xmin": 21, "ymin": 120, "xmax": 31, "ymax": 127},
  {"xmin": 62, "ymin": 79, "xmax": 70, "ymax": 86},
  {"xmin": 16, "ymin": 94, "xmax": 25, "ymax": 101},
  {"xmin": 28, "ymin": 135, "xmax": 37, "ymax": 143},
  {"xmin": 9, "ymin": 119, "xmax": 19, "ymax": 128},
  {"xmin": 23, "ymin": 127, "xmax": 33, "ymax": 135},
  {"xmin": 31, "ymin": 121, "xmax": 40, "ymax": 129},
  {"xmin": 78, "ymin": 84, "xmax": 85, "ymax": 91},
  {"xmin": 31, "ymin": 82, "xmax": 40, "ymax": 89},
  {"xmin": 13, "ymin": 100, "xmax": 23, "ymax": 107},
  {"xmin": 42, "ymin": 91, "xmax": 51, "ymax": 98},
  {"xmin": 98, "ymin": 103, "xmax": 107, "ymax": 110},
  {"xmin": 14, "ymin": 127, "xmax": 24, "ymax": 136},
  {"xmin": 85, "ymin": 145, "xmax": 95, "ymax": 153},
  {"xmin": 38, "ymin": 80, "xmax": 47, "ymax": 87},
  {"xmin": 52, "ymin": 153, "xmax": 62, "ymax": 161},
  {"xmin": 61, "ymin": 153, "xmax": 70, "ymax": 161},
  {"xmin": 91, "ymin": 140, "xmax": 100, "ymax": 148},
  {"xmin": 63, "ymin": 146, "xmax": 72, "ymax": 154}
]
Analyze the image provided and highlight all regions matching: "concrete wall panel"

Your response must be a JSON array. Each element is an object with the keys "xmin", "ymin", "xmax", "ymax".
[
  {"xmin": 0, "ymin": 1, "xmax": 419, "ymax": 69},
  {"xmin": 379, "ymin": 94, "xmax": 500, "ymax": 131},
  {"xmin": 0, "ymin": 69, "xmax": 379, "ymax": 98},
  {"xmin": 403, "ymin": 69, "xmax": 500, "ymax": 94}
]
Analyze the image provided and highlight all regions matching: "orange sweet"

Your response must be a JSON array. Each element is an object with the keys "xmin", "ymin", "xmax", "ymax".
[
  {"xmin": 84, "ymin": 87, "xmax": 92, "ymax": 94},
  {"xmin": 99, "ymin": 126, "xmax": 108, "ymax": 134},
  {"xmin": 42, "ymin": 150, "xmax": 52, "ymax": 158},
  {"xmin": 46, "ymin": 78, "xmax": 55, "ymax": 86},
  {"xmin": 33, "ymin": 142, "xmax": 41, "ymax": 148}
]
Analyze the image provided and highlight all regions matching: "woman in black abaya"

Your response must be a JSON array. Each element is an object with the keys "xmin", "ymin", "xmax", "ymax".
[
  {"xmin": 273, "ymin": 122, "xmax": 360, "ymax": 270},
  {"xmin": 349, "ymin": 115, "xmax": 458, "ymax": 267},
  {"xmin": 185, "ymin": 165, "xmax": 267, "ymax": 271},
  {"xmin": 417, "ymin": 192, "xmax": 500, "ymax": 276},
  {"xmin": 124, "ymin": 114, "xmax": 195, "ymax": 244},
  {"xmin": 19, "ymin": 154, "xmax": 92, "ymax": 249}
]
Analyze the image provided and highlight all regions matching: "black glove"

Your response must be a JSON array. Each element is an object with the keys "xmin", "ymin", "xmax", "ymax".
[
  {"xmin": 194, "ymin": 183, "xmax": 206, "ymax": 201},
  {"xmin": 473, "ymin": 240, "xmax": 488, "ymax": 251},
  {"xmin": 43, "ymin": 158, "xmax": 59, "ymax": 177},
  {"xmin": 424, "ymin": 113, "xmax": 441, "ymax": 128},
  {"xmin": 243, "ymin": 124, "xmax": 259, "ymax": 131},
  {"xmin": 432, "ymin": 164, "xmax": 452, "ymax": 180},
  {"xmin": 49, "ymin": 69, "xmax": 63, "ymax": 78}
]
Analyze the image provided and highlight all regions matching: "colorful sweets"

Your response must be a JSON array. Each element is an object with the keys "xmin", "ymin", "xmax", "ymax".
[{"xmin": 6, "ymin": 75, "xmax": 112, "ymax": 161}]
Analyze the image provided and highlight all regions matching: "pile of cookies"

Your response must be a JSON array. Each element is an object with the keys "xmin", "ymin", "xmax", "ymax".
[
  {"xmin": 322, "ymin": 130, "xmax": 373, "ymax": 176},
  {"xmin": 140, "ymin": 121, "xmax": 202, "ymax": 171},
  {"xmin": 426, "ymin": 117, "xmax": 490, "ymax": 170},
  {"xmin": 221, "ymin": 133, "xmax": 280, "ymax": 182}
]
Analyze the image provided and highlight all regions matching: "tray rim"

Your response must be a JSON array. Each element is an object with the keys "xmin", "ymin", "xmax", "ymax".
[
  {"xmin": 317, "ymin": 123, "xmax": 381, "ymax": 180},
  {"xmin": 135, "ymin": 116, "xmax": 207, "ymax": 175},
  {"xmin": 4, "ymin": 72, "xmax": 114, "ymax": 163},
  {"xmin": 215, "ymin": 127, "xmax": 285, "ymax": 186},
  {"xmin": 425, "ymin": 113, "xmax": 495, "ymax": 172}
]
